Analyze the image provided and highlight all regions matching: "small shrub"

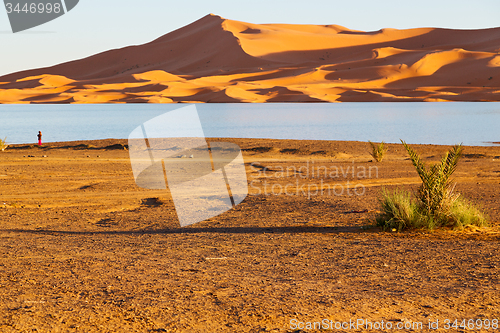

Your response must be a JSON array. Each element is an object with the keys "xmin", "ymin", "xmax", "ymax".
[
  {"xmin": 401, "ymin": 140, "xmax": 462, "ymax": 217},
  {"xmin": 376, "ymin": 141, "xmax": 488, "ymax": 230},
  {"xmin": 368, "ymin": 141, "xmax": 387, "ymax": 162},
  {"xmin": 0, "ymin": 137, "xmax": 8, "ymax": 151},
  {"xmin": 376, "ymin": 187, "xmax": 488, "ymax": 231},
  {"xmin": 449, "ymin": 197, "xmax": 488, "ymax": 229},
  {"xmin": 376, "ymin": 188, "xmax": 420, "ymax": 231}
]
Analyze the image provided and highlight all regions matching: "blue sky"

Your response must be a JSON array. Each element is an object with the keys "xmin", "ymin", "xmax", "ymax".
[{"xmin": 1, "ymin": 0, "xmax": 499, "ymax": 77}]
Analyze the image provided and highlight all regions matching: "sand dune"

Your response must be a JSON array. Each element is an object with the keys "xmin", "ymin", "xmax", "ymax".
[{"xmin": 0, "ymin": 14, "xmax": 499, "ymax": 103}]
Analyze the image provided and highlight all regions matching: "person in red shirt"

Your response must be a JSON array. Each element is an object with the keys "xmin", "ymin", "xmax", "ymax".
[{"xmin": 37, "ymin": 131, "xmax": 42, "ymax": 146}]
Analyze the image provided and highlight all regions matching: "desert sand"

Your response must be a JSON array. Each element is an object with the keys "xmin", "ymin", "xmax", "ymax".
[
  {"xmin": 0, "ymin": 139, "xmax": 499, "ymax": 331},
  {"xmin": 0, "ymin": 14, "xmax": 499, "ymax": 103}
]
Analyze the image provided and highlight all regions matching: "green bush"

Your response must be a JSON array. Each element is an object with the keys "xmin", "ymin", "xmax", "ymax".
[
  {"xmin": 376, "ymin": 188, "xmax": 420, "ymax": 231},
  {"xmin": 377, "ymin": 188, "xmax": 488, "ymax": 230},
  {"xmin": 376, "ymin": 141, "xmax": 488, "ymax": 230},
  {"xmin": 448, "ymin": 197, "xmax": 488, "ymax": 229},
  {"xmin": 401, "ymin": 140, "xmax": 462, "ymax": 217},
  {"xmin": 368, "ymin": 141, "xmax": 387, "ymax": 162}
]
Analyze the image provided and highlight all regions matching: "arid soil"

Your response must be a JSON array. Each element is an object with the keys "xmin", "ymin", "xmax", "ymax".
[{"xmin": 0, "ymin": 138, "xmax": 499, "ymax": 332}]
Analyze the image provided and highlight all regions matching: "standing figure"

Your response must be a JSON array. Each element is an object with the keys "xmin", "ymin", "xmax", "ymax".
[{"xmin": 37, "ymin": 131, "xmax": 42, "ymax": 146}]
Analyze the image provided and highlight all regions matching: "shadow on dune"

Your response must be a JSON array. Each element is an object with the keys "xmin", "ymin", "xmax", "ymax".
[
  {"xmin": 260, "ymin": 27, "xmax": 500, "ymax": 68},
  {"xmin": 1, "ymin": 15, "xmax": 499, "ymax": 103}
]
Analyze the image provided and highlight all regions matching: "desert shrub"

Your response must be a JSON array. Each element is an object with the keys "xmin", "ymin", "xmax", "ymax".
[
  {"xmin": 376, "ymin": 188, "xmax": 420, "ymax": 231},
  {"xmin": 402, "ymin": 140, "xmax": 464, "ymax": 217},
  {"xmin": 368, "ymin": 141, "xmax": 387, "ymax": 162},
  {"xmin": 376, "ymin": 141, "xmax": 488, "ymax": 230},
  {"xmin": 0, "ymin": 137, "xmax": 8, "ymax": 151},
  {"xmin": 448, "ymin": 197, "xmax": 488, "ymax": 229}
]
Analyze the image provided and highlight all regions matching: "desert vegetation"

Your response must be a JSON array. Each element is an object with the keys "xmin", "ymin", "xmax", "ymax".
[
  {"xmin": 0, "ymin": 137, "xmax": 8, "ymax": 151},
  {"xmin": 376, "ymin": 140, "xmax": 488, "ymax": 231},
  {"xmin": 368, "ymin": 141, "xmax": 387, "ymax": 162}
]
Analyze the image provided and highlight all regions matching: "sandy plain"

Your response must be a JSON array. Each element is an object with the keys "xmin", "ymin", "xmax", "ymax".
[{"xmin": 0, "ymin": 138, "xmax": 499, "ymax": 332}]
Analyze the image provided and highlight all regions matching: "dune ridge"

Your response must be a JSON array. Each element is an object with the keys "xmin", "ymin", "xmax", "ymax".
[{"xmin": 0, "ymin": 14, "xmax": 499, "ymax": 103}]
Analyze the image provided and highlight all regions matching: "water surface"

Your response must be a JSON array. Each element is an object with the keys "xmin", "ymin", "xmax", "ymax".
[{"xmin": 0, "ymin": 102, "xmax": 498, "ymax": 146}]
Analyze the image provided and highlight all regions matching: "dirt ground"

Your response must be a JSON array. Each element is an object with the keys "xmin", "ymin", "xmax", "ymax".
[{"xmin": 0, "ymin": 138, "xmax": 499, "ymax": 332}]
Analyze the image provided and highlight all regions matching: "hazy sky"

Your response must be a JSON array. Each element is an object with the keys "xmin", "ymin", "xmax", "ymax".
[{"xmin": 1, "ymin": 0, "xmax": 499, "ymax": 77}]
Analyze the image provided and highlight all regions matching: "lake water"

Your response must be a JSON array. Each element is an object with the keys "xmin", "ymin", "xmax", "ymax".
[{"xmin": 0, "ymin": 102, "xmax": 499, "ymax": 146}]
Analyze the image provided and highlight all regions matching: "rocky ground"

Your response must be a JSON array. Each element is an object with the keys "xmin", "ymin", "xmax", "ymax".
[{"xmin": 0, "ymin": 138, "xmax": 499, "ymax": 332}]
